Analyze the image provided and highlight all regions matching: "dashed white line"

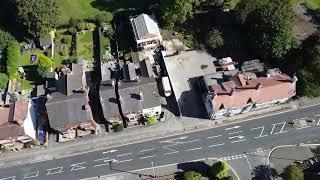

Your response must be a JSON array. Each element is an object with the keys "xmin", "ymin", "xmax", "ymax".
[
  {"xmin": 207, "ymin": 135, "xmax": 222, "ymax": 139},
  {"xmin": 139, "ymin": 155, "xmax": 157, "ymax": 159},
  {"xmin": 139, "ymin": 148, "xmax": 154, "ymax": 153},
  {"xmin": 94, "ymin": 163, "xmax": 110, "ymax": 167},
  {"xmin": 70, "ymin": 162, "xmax": 86, "ymax": 171},
  {"xmin": 117, "ymin": 153, "xmax": 132, "ymax": 157},
  {"xmin": 0, "ymin": 176, "xmax": 16, "ymax": 180},
  {"xmin": 23, "ymin": 171, "xmax": 39, "ymax": 179},
  {"xmin": 296, "ymin": 126, "xmax": 311, "ymax": 130},
  {"xmin": 208, "ymin": 143, "xmax": 225, "ymax": 147},
  {"xmin": 94, "ymin": 157, "xmax": 109, "ymax": 161},
  {"xmin": 185, "ymin": 147, "xmax": 202, "ymax": 152},
  {"xmin": 230, "ymin": 139, "xmax": 247, "ymax": 143},
  {"xmin": 163, "ymin": 151, "xmax": 179, "ymax": 156},
  {"xmin": 183, "ymin": 139, "xmax": 200, "ymax": 144},
  {"xmin": 114, "ymin": 159, "xmax": 133, "ymax": 163},
  {"xmin": 228, "ymin": 131, "xmax": 243, "ymax": 135}
]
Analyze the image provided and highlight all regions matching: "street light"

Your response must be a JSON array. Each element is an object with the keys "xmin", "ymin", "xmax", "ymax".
[{"xmin": 151, "ymin": 161, "xmax": 156, "ymax": 178}]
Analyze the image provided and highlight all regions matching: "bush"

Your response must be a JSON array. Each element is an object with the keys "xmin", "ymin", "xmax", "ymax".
[
  {"xmin": 6, "ymin": 41, "xmax": 21, "ymax": 80},
  {"xmin": 221, "ymin": 176, "xmax": 234, "ymax": 180},
  {"xmin": 113, "ymin": 123, "xmax": 124, "ymax": 132},
  {"xmin": 96, "ymin": 12, "xmax": 114, "ymax": 26},
  {"xmin": 124, "ymin": 52, "xmax": 131, "ymax": 60},
  {"xmin": 283, "ymin": 165, "xmax": 304, "ymax": 180},
  {"xmin": 20, "ymin": 79, "xmax": 33, "ymax": 90},
  {"xmin": 85, "ymin": 23, "xmax": 96, "ymax": 30},
  {"xmin": 146, "ymin": 115, "xmax": 158, "ymax": 125},
  {"xmin": 60, "ymin": 45, "xmax": 69, "ymax": 56},
  {"xmin": 61, "ymin": 36, "xmax": 72, "ymax": 44},
  {"xmin": 69, "ymin": 18, "xmax": 79, "ymax": 28},
  {"xmin": 184, "ymin": 171, "xmax": 201, "ymax": 180},
  {"xmin": 0, "ymin": 30, "xmax": 15, "ymax": 51},
  {"xmin": 0, "ymin": 73, "xmax": 9, "ymax": 89},
  {"xmin": 210, "ymin": 161, "xmax": 229, "ymax": 179},
  {"xmin": 206, "ymin": 28, "xmax": 224, "ymax": 49},
  {"xmin": 68, "ymin": 27, "xmax": 77, "ymax": 35},
  {"xmin": 77, "ymin": 22, "xmax": 87, "ymax": 31}
]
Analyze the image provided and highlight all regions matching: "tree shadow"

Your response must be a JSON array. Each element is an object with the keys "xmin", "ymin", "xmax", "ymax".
[
  {"xmin": 90, "ymin": 0, "xmax": 156, "ymax": 14},
  {"xmin": 177, "ymin": 161, "xmax": 211, "ymax": 178},
  {"xmin": 252, "ymin": 165, "xmax": 278, "ymax": 180}
]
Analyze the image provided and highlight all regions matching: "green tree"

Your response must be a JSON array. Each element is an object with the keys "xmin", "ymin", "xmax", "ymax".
[
  {"xmin": 6, "ymin": 41, "xmax": 21, "ymax": 80},
  {"xmin": 221, "ymin": 176, "xmax": 233, "ymax": 180},
  {"xmin": 0, "ymin": 30, "xmax": 15, "ymax": 51},
  {"xmin": 245, "ymin": 0, "xmax": 295, "ymax": 59},
  {"xmin": 69, "ymin": 18, "xmax": 79, "ymax": 28},
  {"xmin": 96, "ymin": 12, "xmax": 114, "ymax": 26},
  {"xmin": 159, "ymin": 0, "xmax": 198, "ymax": 27},
  {"xmin": 113, "ymin": 123, "xmax": 124, "ymax": 132},
  {"xmin": 146, "ymin": 115, "xmax": 158, "ymax": 125},
  {"xmin": 283, "ymin": 165, "xmax": 304, "ymax": 180},
  {"xmin": 184, "ymin": 171, "xmax": 201, "ymax": 180},
  {"xmin": 235, "ymin": 0, "xmax": 268, "ymax": 24},
  {"xmin": 210, "ymin": 161, "xmax": 229, "ymax": 179},
  {"xmin": 77, "ymin": 22, "xmax": 87, "ymax": 31},
  {"xmin": 16, "ymin": 0, "xmax": 59, "ymax": 38},
  {"xmin": 206, "ymin": 28, "xmax": 224, "ymax": 49},
  {"xmin": 37, "ymin": 53, "xmax": 53, "ymax": 77},
  {"xmin": 0, "ymin": 73, "xmax": 9, "ymax": 89}
]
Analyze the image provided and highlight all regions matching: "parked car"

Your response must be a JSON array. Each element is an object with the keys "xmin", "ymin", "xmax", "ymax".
[{"xmin": 162, "ymin": 76, "xmax": 172, "ymax": 97}]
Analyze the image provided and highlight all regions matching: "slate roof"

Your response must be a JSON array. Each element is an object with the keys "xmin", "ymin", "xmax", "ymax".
[
  {"xmin": 123, "ymin": 62, "xmax": 137, "ymax": 81},
  {"xmin": 118, "ymin": 81, "xmax": 142, "ymax": 114},
  {"xmin": 57, "ymin": 63, "xmax": 83, "ymax": 96},
  {"xmin": 139, "ymin": 59, "xmax": 154, "ymax": 77},
  {"xmin": 39, "ymin": 35, "xmax": 52, "ymax": 47},
  {"xmin": 139, "ymin": 77, "xmax": 160, "ymax": 109},
  {"xmin": 131, "ymin": 14, "xmax": 161, "ymax": 41},
  {"xmin": 46, "ymin": 92, "xmax": 91, "ymax": 132},
  {"xmin": 99, "ymin": 81, "xmax": 120, "ymax": 121},
  {"xmin": 101, "ymin": 62, "xmax": 113, "ymax": 82},
  {"xmin": 0, "ymin": 104, "xmax": 25, "ymax": 140}
]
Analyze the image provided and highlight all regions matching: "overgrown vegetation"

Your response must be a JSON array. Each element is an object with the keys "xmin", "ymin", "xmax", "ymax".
[
  {"xmin": 210, "ymin": 161, "xmax": 229, "ymax": 179},
  {"xmin": 283, "ymin": 165, "xmax": 304, "ymax": 180},
  {"xmin": 6, "ymin": 41, "xmax": 21, "ymax": 80},
  {"xmin": 0, "ymin": 73, "xmax": 9, "ymax": 89},
  {"xmin": 146, "ymin": 115, "xmax": 158, "ymax": 125},
  {"xmin": 113, "ymin": 123, "xmax": 124, "ymax": 132},
  {"xmin": 184, "ymin": 171, "xmax": 201, "ymax": 180}
]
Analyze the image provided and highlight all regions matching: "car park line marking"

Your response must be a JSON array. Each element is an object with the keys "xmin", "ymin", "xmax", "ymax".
[
  {"xmin": 225, "ymin": 126, "xmax": 241, "ymax": 130},
  {"xmin": 139, "ymin": 155, "xmax": 157, "ymax": 159},
  {"xmin": 207, "ymin": 135, "xmax": 222, "ymax": 139},
  {"xmin": 117, "ymin": 153, "xmax": 132, "ymax": 157},
  {"xmin": 46, "ymin": 167, "xmax": 63, "ymax": 175},
  {"xmin": 70, "ymin": 162, "xmax": 86, "ymax": 171},
  {"xmin": 208, "ymin": 143, "xmax": 225, "ymax": 147},
  {"xmin": 228, "ymin": 131, "xmax": 243, "ymax": 135},
  {"xmin": 185, "ymin": 147, "xmax": 202, "ymax": 151},
  {"xmin": 24, "ymin": 171, "xmax": 39, "ymax": 179},
  {"xmin": 0, "ymin": 176, "xmax": 16, "ymax": 180},
  {"xmin": 139, "ymin": 148, "xmax": 154, "ymax": 153},
  {"xmin": 230, "ymin": 139, "xmax": 247, "ymax": 143},
  {"xmin": 114, "ymin": 159, "xmax": 133, "ymax": 163}
]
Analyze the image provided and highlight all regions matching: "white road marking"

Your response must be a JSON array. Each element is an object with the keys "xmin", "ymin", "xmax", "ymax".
[
  {"xmin": 207, "ymin": 135, "xmax": 222, "ymax": 139},
  {"xmin": 230, "ymin": 139, "xmax": 247, "ymax": 143},
  {"xmin": 102, "ymin": 149, "xmax": 117, "ymax": 154},
  {"xmin": 244, "ymin": 155, "xmax": 252, "ymax": 170},
  {"xmin": 116, "ymin": 153, "xmax": 132, "ymax": 157},
  {"xmin": 70, "ymin": 162, "xmax": 86, "ymax": 171},
  {"xmin": 228, "ymin": 131, "xmax": 243, "ymax": 135},
  {"xmin": 94, "ymin": 163, "xmax": 110, "ymax": 167},
  {"xmin": 296, "ymin": 126, "xmax": 311, "ymax": 130},
  {"xmin": 94, "ymin": 157, "xmax": 109, "ymax": 161},
  {"xmin": 270, "ymin": 122, "xmax": 287, "ymax": 134},
  {"xmin": 114, "ymin": 159, "xmax": 133, "ymax": 163},
  {"xmin": 251, "ymin": 126, "xmax": 268, "ymax": 138},
  {"xmin": 94, "ymin": 159, "xmax": 117, "ymax": 167},
  {"xmin": 0, "ymin": 176, "xmax": 16, "ymax": 180},
  {"xmin": 208, "ymin": 143, "xmax": 225, "ymax": 147},
  {"xmin": 160, "ymin": 136, "xmax": 188, "ymax": 143},
  {"xmin": 225, "ymin": 126, "xmax": 241, "ymax": 130},
  {"xmin": 185, "ymin": 147, "xmax": 202, "ymax": 151},
  {"xmin": 307, "ymin": 141, "xmax": 312, "ymax": 143},
  {"xmin": 162, "ymin": 144, "xmax": 179, "ymax": 155},
  {"xmin": 139, "ymin": 155, "xmax": 157, "ymax": 159},
  {"xmin": 229, "ymin": 135, "xmax": 245, "ymax": 140},
  {"xmin": 139, "ymin": 148, "xmax": 155, "ymax": 153},
  {"xmin": 24, "ymin": 171, "xmax": 39, "ymax": 179},
  {"xmin": 274, "ymin": 122, "xmax": 288, "ymax": 134},
  {"xmin": 183, "ymin": 139, "xmax": 200, "ymax": 144},
  {"xmin": 163, "ymin": 151, "xmax": 179, "ymax": 155},
  {"xmin": 46, "ymin": 167, "xmax": 63, "ymax": 175},
  {"xmin": 314, "ymin": 140, "xmax": 319, "ymax": 142}
]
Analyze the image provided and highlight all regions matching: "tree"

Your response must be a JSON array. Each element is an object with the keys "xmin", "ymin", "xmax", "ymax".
[
  {"xmin": 96, "ymin": 12, "xmax": 114, "ymax": 26},
  {"xmin": 37, "ymin": 53, "xmax": 53, "ymax": 78},
  {"xmin": 210, "ymin": 161, "xmax": 229, "ymax": 179},
  {"xmin": 283, "ymin": 165, "xmax": 304, "ymax": 180},
  {"xmin": 15, "ymin": 0, "xmax": 59, "ymax": 38},
  {"xmin": 6, "ymin": 41, "xmax": 21, "ymax": 80},
  {"xmin": 0, "ymin": 73, "xmax": 9, "ymax": 89},
  {"xmin": 69, "ymin": 18, "xmax": 79, "ymax": 28},
  {"xmin": 146, "ymin": 115, "xmax": 158, "ymax": 125},
  {"xmin": 221, "ymin": 176, "xmax": 233, "ymax": 180},
  {"xmin": 113, "ymin": 123, "xmax": 124, "ymax": 132},
  {"xmin": 235, "ymin": 0, "xmax": 268, "ymax": 24},
  {"xmin": 0, "ymin": 30, "xmax": 15, "ymax": 51},
  {"xmin": 85, "ymin": 23, "xmax": 96, "ymax": 30},
  {"xmin": 77, "ymin": 22, "xmax": 87, "ymax": 31},
  {"xmin": 206, "ymin": 28, "xmax": 224, "ymax": 49},
  {"xmin": 245, "ymin": 0, "xmax": 295, "ymax": 59},
  {"xmin": 159, "ymin": 0, "xmax": 198, "ymax": 27},
  {"xmin": 184, "ymin": 171, "xmax": 201, "ymax": 180}
]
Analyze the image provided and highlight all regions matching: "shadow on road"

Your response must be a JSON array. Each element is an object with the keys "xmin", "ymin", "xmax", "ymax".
[
  {"xmin": 177, "ymin": 161, "xmax": 211, "ymax": 178},
  {"xmin": 252, "ymin": 165, "xmax": 277, "ymax": 180}
]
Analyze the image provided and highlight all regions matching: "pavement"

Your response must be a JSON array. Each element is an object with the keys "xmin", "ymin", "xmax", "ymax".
[{"xmin": 0, "ymin": 103, "xmax": 320, "ymax": 180}]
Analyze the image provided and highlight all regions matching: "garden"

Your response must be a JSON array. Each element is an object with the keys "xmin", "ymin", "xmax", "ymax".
[{"xmin": 76, "ymin": 31, "xmax": 94, "ymax": 60}]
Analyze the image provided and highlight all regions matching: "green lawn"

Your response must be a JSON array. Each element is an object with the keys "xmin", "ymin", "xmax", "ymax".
[
  {"xmin": 20, "ymin": 49, "xmax": 44, "ymax": 66},
  {"xmin": 77, "ymin": 31, "xmax": 94, "ymax": 60},
  {"xmin": 304, "ymin": 0, "xmax": 320, "ymax": 10}
]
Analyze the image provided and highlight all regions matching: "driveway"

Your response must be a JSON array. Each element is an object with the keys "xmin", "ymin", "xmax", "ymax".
[{"xmin": 163, "ymin": 50, "xmax": 216, "ymax": 118}]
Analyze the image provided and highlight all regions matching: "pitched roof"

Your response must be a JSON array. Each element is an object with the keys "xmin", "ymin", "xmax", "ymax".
[
  {"xmin": 57, "ymin": 63, "xmax": 83, "ymax": 96},
  {"xmin": 99, "ymin": 81, "xmax": 120, "ymax": 121},
  {"xmin": 139, "ymin": 59, "xmax": 154, "ymax": 77},
  {"xmin": 139, "ymin": 77, "xmax": 160, "ymax": 109},
  {"xmin": 39, "ymin": 35, "xmax": 52, "ymax": 47},
  {"xmin": 123, "ymin": 62, "xmax": 137, "ymax": 81},
  {"xmin": 131, "ymin": 14, "xmax": 161, "ymax": 40},
  {"xmin": 46, "ymin": 92, "xmax": 91, "ymax": 132},
  {"xmin": 211, "ymin": 72, "xmax": 296, "ymax": 112},
  {"xmin": 13, "ymin": 101, "xmax": 29, "ymax": 125},
  {"xmin": 0, "ymin": 123, "xmax": 25, "ymax": 140},
  {"xmin": 118, "ymin": 81, "xmax": 142, "ymax": 114}
]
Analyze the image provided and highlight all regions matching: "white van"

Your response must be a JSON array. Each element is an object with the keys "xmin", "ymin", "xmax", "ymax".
[{"xmin": 162, "ymin": 76, "xmax": 172, "ymax": 97}]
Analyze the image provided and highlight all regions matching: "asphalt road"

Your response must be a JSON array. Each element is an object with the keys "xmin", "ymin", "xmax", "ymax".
[{"xmin": 1, "ymin": 104, "xmax": 320, "ymax": 180}]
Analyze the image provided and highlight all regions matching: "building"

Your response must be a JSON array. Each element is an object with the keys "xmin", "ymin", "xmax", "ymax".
[
  {"xmin": 0, "ymin": 101, "xmax": 35, "ymax": 150},
  {"xmin": 139, "ymin": 77, "xmax": 162, "ymax": 118},
  {"xmin": 39, "ymin": 35, "xmax": 52, "ymax": 50},
  {"xmin": 99, "ymin": 80, "xmax": 122, "ymax": 131},
  {"xmin": 130, "ymin": 14, "xmax": 162, "ymax": 50},
  {"xmin": 57, "ymin": 63, "xmax": 84, "ymax": 96},
  {"xmin": 200, "ymin": 69, "xmax": 297, "ymax": 119}
]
